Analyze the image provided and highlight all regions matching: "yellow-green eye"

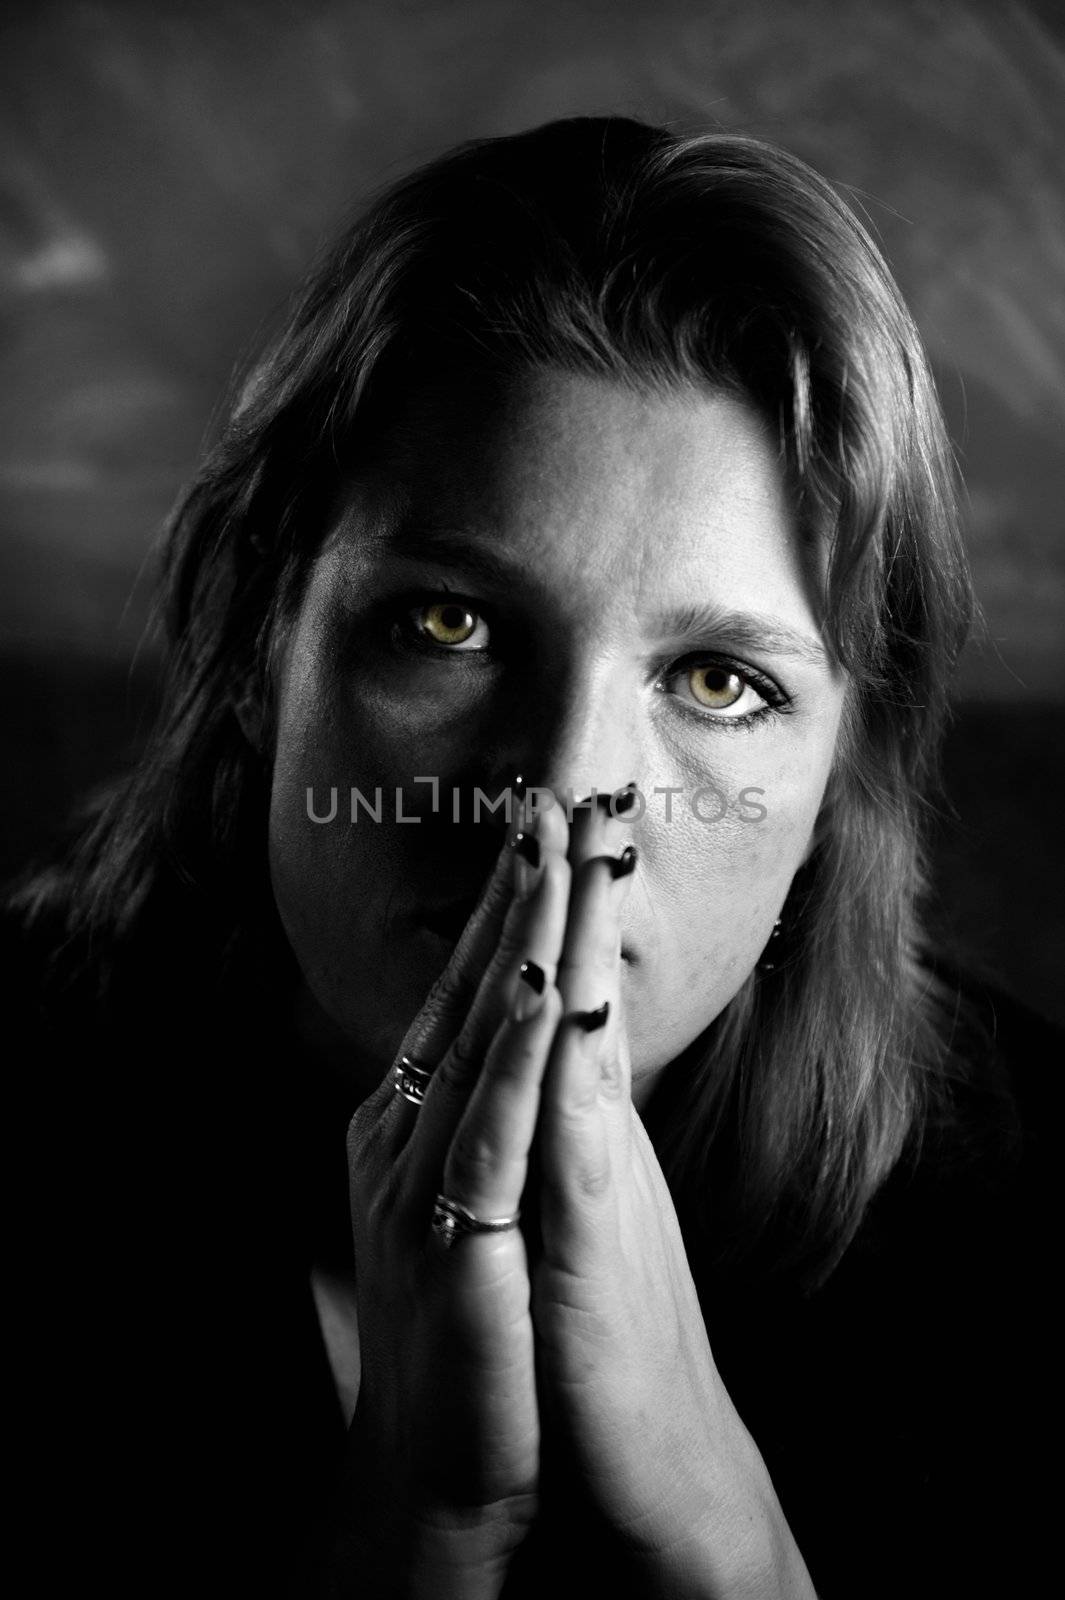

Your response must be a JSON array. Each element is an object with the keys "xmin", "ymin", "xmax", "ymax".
[
  {"xmin": 687, "ymin": 665, "xmax": 745, "ymax": 710},
  {"xmin": 413, "ymin": 601, "xmax": 490, "ymax": 651}
]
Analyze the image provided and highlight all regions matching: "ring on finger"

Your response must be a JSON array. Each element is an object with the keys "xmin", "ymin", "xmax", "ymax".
[
  {"xmin": 391, "ymin": 1055, "xmax": 435, "ymax": 1106},
  {"xmin": 431, "ymin": 1194, "xmax": 522, "ymax": 1249}
]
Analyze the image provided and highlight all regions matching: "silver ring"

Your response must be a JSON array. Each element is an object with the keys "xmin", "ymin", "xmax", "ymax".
[
  {"xmin": 392, "ymin": 1055, "xmax": 434, "ymax": 1106},
  {"xmin": 431, "ymin": 1194, "xmax": 522, "ymax": 1250}
]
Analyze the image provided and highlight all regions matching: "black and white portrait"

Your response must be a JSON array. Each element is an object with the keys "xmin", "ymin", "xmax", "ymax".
[{"xmin": 3, "ymin": 5, "xmax": 1060, "ymax": 1595}]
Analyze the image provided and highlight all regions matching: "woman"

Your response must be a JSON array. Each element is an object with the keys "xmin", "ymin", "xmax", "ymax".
[{"xmin": 8, "ymin": 116, "xmax": 1054, "ymax": 1597}]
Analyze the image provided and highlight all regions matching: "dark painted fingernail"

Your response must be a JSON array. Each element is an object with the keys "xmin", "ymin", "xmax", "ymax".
[
  {"xmin": 512, "ymin": 957, "xmax": 548, "ymax": 1022},
  {"xmin": 512, "ymin": 831, "xmax": 540, "ymax": 869},
  {"xmin": 608, "ymin": 844, "xmax": 638, "ymax": 879},
  {"xmin": 591, "ymin": 783, "xmax": 638, "ymax": 815},
  {"xmin": 519, "ymin": 959, "xmax": 545, "ymax": 994},
  {"xmin": 575, "ymin": 1001, "xmax": 610, "ymax": 1032}
]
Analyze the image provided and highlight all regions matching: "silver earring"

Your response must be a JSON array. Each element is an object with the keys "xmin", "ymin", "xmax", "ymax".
[{"xmin": 758, "ymin": 916, "xmax": 784, "ymax": 973}]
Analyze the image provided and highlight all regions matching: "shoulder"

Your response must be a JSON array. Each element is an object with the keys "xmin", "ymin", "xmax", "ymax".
[
  {"xmin": 935, "ymin": 962, "xmax": 1062, "ymax": 1137},
  {"xmin": 0, "ymin": 875, "xmax": 73, "ymax": 1018},
  {"xmin": 837, "ymin": 963, "xmax": 1059, "ymax": 1321},
  {"xmin": 727, "ymin": 969, "xmax": 1061, "ymax": 1597},
  {"xmin": 4, "ymin": 874, "xmax": 331, "ymax": 1593},
  {"xmin": 891, "ymin": 962, "xmax": 1058, "ymax": 1227}
]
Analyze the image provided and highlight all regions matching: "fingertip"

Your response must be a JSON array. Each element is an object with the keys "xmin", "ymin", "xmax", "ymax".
[
  {"xmin": 510, "ymin": 960, "xmax": 564, "ymax": 1027},
  {"xmin": 519, "ymin": 957, "xmax": 546, "ymax": 994},
  {"xmin": 510, "ymin": 957, "xmax": 545, "ymax": 1023},
  {"xmin": 573, "ymin": 1000, "xmax": 610, "ymax": 1033}
]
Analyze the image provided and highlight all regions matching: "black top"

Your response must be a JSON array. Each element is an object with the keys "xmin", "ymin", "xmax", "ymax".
[{"xmin": 6, "ymin": 899, "xmax": 1058, "ymax": 1597}]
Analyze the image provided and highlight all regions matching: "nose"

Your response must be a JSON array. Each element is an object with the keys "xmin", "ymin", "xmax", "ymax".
[{"xmin": 505, "ymin": 658, "xmax": 643, "ymax": 815}]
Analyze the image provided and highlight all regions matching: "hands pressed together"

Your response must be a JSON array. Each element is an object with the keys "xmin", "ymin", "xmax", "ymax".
[{"xmin": 335, "ymin": 790, "xmax": 818, "ymax": 1599}]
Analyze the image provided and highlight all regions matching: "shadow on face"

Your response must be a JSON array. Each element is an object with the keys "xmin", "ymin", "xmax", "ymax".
[{"xmin": 267, "ymin": 367, "xmax": 847, "ymax": 1099}]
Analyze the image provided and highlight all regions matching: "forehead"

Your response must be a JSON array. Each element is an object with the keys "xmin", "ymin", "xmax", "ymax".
[{"xmin": 335, "ymin": 367, "xmax": 820, "ymax": 631}]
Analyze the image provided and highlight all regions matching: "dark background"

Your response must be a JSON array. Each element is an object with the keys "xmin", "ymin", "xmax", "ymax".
[{"xmin": 2, "ymin": 0, "xmax": 1063, "ymax": 1020}]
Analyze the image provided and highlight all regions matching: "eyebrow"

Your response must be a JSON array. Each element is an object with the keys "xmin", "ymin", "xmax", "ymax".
[
  {"xmin": 375, "ymin": 523, "xmax": 830, "ymax": 669},
  {"xmin": 378, "ymin": 522, "xmax": 522, "ymax": 594},
  {"xmin": 647, "ymin": 603, "xmax": 830, "ymax": 667}
]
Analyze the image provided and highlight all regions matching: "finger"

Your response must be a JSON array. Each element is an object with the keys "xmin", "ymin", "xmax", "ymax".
[
  {"xmin": 358, "ymin": 794, "xmax": 528, "ymax": 1159},
  {"xmin": 538, "ymin": 798, "xmax": 638, "ymax": 1255},
  {"xmin": 406, "ymin": 801, "xmax": 572, "ymax": 1201},
  {"xmin": 399, "ymin": 799, "xmax": 525, "ymax": 1065},
  {"xmin": 555, "ymin": 795, "xmax": 637, "ymax": 1105},
  {"xmin": 444, "ymin": 795, "xmax": 571, "ymax": 1083},
  {"xmin": 440, "ymin": 970, "xmax": 564, "ymax": 1227}
]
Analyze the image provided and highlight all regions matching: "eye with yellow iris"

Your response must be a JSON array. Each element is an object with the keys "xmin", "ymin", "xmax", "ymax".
[
  {"xmin": 406, "ymin": 598, "xmax": 491, "ymax": 653},
  {"xmin": 393, "ymin": 596, "xmax": 787, "ymax": 725},
  {"xmin": 664, "ymin": 656, "xmax": 786, "ymax": 725},
  {"xmin": 687, "ymin": 664, "xmax": 746, "ymax": 711}
]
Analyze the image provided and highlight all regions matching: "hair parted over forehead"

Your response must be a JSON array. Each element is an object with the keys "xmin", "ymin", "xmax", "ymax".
[
  {"xmin": 32, "ymin": 117, "xmax": 974, "ymax": 1289},
  {"xmin": 205, "ymin": 115, "xmax": 969, "ymax": 747}
]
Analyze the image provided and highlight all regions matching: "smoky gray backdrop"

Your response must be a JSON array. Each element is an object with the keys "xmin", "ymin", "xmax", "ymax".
[{"xmin": 2, "ymin": 0, "xmax": 1063, "ymax": 1018}]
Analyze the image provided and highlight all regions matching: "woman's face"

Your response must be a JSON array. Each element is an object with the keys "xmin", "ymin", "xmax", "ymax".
[{"xmin": 268, "ymin": 368, "xmax": 847, "ymax": 1101}]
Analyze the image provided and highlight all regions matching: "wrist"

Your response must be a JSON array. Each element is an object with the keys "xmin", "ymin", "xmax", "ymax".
[
  {"xmin": 630, "ymin": 1477, "xmax": 817, "ymax": 1600},
  {"xmin": 407, "ymin": 1500, "xmax": 537, "ymax": 1600},
  {"xmin": 316, "ymin": 1500, "xmax": 535, "ymax": 1600},
  {"xmin": 316, "ymin": 1417, "xmax": 537, "ymax": 1598},
  {"xmin": 608, "ymin": 1422, "xmax": 816, "ymax": 1600}
]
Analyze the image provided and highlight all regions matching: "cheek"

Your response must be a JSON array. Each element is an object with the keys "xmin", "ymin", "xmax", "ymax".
[
  {"xmin": 268, "ymin": 755, "xmax": 411, "ymax": 1048},
  {"xmin": 266, "ymin": 643, "xmax": 442, "ymax": 1059},
  {"xmin": 623, "ymin": 757, "xmax": 828, "ymax": 1074}
]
